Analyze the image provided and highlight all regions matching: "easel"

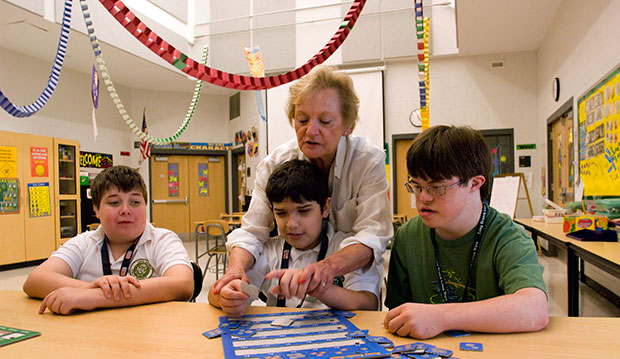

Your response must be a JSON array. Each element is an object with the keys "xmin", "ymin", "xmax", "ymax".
[{"xmin": 492, "ymin": 173, "xmax": 534, "ymax": 218}]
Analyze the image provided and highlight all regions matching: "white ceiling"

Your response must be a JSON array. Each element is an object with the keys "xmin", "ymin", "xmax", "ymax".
[
  {"xmin": 1, "ymin": 0, "xmax": 564, "ymax": 93},
  {"xmin": 455, "ymin": 0, "xmax": 563, "ymax": 56}
]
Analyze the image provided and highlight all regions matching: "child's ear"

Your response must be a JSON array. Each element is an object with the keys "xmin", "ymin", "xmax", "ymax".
[
  {"xmin": 469, "ymin": 175, "xmax": 486, "ymax": 193},
  {"xmin": 93, "ymin": 205, "xmax": 100, "ymax": 219},
  {"xmin": 322, "ymin": 197, "xmax": 332, "ymax": 218}
]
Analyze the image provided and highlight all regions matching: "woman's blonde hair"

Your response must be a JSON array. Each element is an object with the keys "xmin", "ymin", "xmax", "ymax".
[{"xmin": 285, "ymin": 66, "xmax": 359, "ymax": 131}]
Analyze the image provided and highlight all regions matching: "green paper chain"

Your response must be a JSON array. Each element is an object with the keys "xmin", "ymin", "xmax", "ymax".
[{"xmin": 80, "ymin": 0, "xmax": 207, "ymax": 144}]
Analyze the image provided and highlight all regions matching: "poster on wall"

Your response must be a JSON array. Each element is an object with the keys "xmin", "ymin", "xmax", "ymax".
[
  {"xmin": 30, "ymin": 147, "xmax": 49, "ymax": 177},
  {"xmin": 79, "ymin": 151, "xmax": 113, "ymax": 169},
  {"xmin": 198, "ymin": 163, "xmax": 209, "ymax": 196},
  {"xmin": 28, "ymin": 182, "xmax": 51, "ymax": 218},
  {"xmin": 0, "ymin": 146, "xmax": 17, "ymax": 177},
  {"xmin": 168, "ymin": 163, "xmax": 179, "ymax": 197},
  {"xmin": 0, "ymin": 178, "xmax": 19, "ymax": 214},
  {"xmin": 578, "ymin": 66, "xmax": 620, "ymax": 196}
]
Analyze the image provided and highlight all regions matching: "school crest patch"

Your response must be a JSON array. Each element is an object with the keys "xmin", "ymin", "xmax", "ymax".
[{"xmin": 129, "ymin": 258, "xmax": 153, "ymax": 279}]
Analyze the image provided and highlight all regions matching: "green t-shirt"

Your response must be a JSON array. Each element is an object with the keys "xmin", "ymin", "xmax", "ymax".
[{"xmin": 385, "ymin": 206, "xmax": 547, "ymax": 308}]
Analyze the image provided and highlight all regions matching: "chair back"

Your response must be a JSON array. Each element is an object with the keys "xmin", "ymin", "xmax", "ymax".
[
  {"xmin": 206, "ymin": 219, "xmax": 229, "ymax": 235},
  {"xmin": 190, "ymin": 261, "xmax": 203, "ymax": 302},
  {"xmin": 204, "ymin": 220, "xmax": 228, "ymax": 255}
]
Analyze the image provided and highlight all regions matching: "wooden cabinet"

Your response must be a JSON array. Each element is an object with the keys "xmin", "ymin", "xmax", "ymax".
[
  {"xmin": 0, "ymin": 131, "xmax": 56, "ymax": 265},
  {"xmin": 23, "ymin": 134, "xmax": 57, "ymax": 260},
  {"xmin": 53, "ymin": 138, "xmax": 81, "ymax": 247}
]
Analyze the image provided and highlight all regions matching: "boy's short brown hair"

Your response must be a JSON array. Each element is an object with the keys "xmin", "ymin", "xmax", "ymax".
[
  {"xmin": 406, "ymin": 125, "xmax": 492, "ymax": 200},
  {"xmin": 90, "ymin": 165, "xmax": 148, "ymax": 208}
]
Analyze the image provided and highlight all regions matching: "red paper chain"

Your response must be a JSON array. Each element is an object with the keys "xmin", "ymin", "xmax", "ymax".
[{"xmin": 98, "ymin": 0, "xmax": 366, "ymax": 90}]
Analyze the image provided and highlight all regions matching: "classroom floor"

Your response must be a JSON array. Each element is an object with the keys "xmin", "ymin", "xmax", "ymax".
[{"xmin": 1, "ymin": 240, "xmax": 619, "ymax": 317}]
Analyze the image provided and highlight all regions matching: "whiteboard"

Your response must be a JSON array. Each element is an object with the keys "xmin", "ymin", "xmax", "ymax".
[
  {"xmin": 489, "ymin": 176, "xmax": 521, "ymax": 218},
  {"xmin": 266, "ymin": 69, "xmax": 384, "ymax": 153}
]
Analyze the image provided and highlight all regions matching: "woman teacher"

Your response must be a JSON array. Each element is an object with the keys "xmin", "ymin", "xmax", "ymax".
[{"xmin": 214, "ymin": 66, "xmax": 392, "ymax": 298}]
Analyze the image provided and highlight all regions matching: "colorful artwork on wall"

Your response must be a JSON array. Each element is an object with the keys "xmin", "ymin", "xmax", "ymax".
[{"xmin": 168, "ymin": 163, "xmax": 179, "ymax": 197}]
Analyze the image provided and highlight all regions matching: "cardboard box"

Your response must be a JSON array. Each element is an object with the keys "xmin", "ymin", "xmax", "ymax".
[{"xmin": 563, "ymin": 214, "xmax": 608, "ymax": 233}]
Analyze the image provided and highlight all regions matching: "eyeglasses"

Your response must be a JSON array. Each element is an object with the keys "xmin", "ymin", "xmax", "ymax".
[{"xmin": 404, "ymin": 180, "xmax": 463, "ymax": 196}]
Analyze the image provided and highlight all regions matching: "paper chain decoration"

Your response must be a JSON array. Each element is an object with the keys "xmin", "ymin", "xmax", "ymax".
[
  {"xmin": 421, "ymin": 17, "xmax": 430, "ymax": 130},
  {"xmin": 0, "ymin": 0, "xmax": 72, "ymax": 118},
  {"xmin": 97, "ymin": 0, "xmax": 367, "ymax": 90},
  {"xmin": 414, "ymin": 0, "xmax": 430, "ymax": 130},
  {"xmin": 80, "ymin": 0, "xmax": 208, "ymax": 144}
]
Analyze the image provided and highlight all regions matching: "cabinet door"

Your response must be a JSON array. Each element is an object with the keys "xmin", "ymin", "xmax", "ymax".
[
  {"xmin": 0, "ymin": 130, "xmax": 25, "ymax": 265},
  {"xmin": 23, "ymin": 134, "xmax": 56, "ymax": 260},
  {"xmin": 53, "ymin": 138, "xmax": 81, "ymax": 247}
]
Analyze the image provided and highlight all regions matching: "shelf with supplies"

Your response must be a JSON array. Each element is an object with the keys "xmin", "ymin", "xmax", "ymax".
[{"xmin": 54, "ymin": 139, "xmax": 81, "ymax": 247}]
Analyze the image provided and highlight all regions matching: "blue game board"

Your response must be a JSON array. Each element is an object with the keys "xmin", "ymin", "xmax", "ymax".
[{"xmin": 218, "ymin": 309, "xmax": 391, "ymax": 359}]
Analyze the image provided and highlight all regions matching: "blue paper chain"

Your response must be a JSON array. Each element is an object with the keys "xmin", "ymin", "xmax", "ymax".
[{"xmin": 0, "ymin": 0, "xmax": 72, "ymax": 118}]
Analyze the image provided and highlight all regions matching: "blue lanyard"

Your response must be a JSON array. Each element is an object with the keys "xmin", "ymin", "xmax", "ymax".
[
  {"xmin": 277, "ymin": 221, "xmax": 330, "ymax": 307},
  {"xmin": 430, "ymin": 203, "xmax": 488, "ymax": 303},
  {"xmin": 100, "ymin": 235, "xmax": 140, "ymax": 276}
]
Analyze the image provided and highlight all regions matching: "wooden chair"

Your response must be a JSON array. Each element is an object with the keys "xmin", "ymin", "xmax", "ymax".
[{"xmin": 194, "ymin": 219, "xmax": 229, "ymax": 280}]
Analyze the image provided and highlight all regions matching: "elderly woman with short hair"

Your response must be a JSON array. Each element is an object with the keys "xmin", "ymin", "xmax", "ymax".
[{"xmin": 214, "ymin": 66, "xmax": 392, "ymax": 300}]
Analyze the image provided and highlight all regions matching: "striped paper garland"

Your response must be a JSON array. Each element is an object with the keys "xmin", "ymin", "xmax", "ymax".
[
  {"xmin": 421, "ymin": 17, "xmax": 430, "ymax": 130},
  {"xmin": 96, "ymin": 0, "xmax": 366, "ymax": 90},
  {"xmin": 0, "ymin": 0, "xmax": 73, "ymax": 118},
  {"xmin": 79, "ymin": 0, "xmax": 208, "ymax": 144},
  {"xmin": 413, "ymin": 0, "xmax": 430, "ymax": 130}
]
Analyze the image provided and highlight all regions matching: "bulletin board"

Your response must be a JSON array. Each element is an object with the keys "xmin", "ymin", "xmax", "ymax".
[{"xmin": 577, "ymin": 65, "xmax": 620, "ymax": 196}]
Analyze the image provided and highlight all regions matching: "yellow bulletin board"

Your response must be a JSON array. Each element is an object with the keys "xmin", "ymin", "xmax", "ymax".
[{"xmin": 578, "ymin": 66, "xmax": 620, "ymax": 196}]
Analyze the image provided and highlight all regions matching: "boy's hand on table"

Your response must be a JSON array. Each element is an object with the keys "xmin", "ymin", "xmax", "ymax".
[
  {"xmin": 219, "ymin": 279, "xmax": 249, "ymax": 317},
  {"xmin": 88, "ymin": 275, "xmax": 141, "ymax": 300},
  {"xmin": 383, "ymin": 303, "xmax": 445, "ymax": 339},
  {"xmin": 39, "ymin": 287, "xmax": 102, "ymax": 315},
  {"xmin": 265, "ymin": 269, "xmax": 308, "ymax": 300}
]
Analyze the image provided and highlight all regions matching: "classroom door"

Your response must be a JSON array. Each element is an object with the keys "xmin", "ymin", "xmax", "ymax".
[
  {"xmin": 150, "ymin": 155, "xmax": 226, "ymax": 239},
  {"xmin": 394, "ymin": 137, "xmax": 418, "ymax": 221},
  {"xmin": 549, "ymin": 111, "xmax": 574, "ymax": 206}
]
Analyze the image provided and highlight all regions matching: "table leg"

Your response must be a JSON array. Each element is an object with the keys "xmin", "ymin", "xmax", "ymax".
[
  {"xmin": 579, "ymin": 258, "xmax": 586, "ymax": 283},
  {"xmin": 567, "ymin": 245, "xmax": 579, "ymax": 317}
]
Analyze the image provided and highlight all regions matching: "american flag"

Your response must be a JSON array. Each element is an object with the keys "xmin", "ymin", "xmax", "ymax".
[{"xmin": 139, "ymin": 108, "xmax": 150, "ymax": 163}]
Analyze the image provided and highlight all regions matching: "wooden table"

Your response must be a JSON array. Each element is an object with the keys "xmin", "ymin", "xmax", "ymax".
[
  {"xmin": 515, "ymin": 218, "xmax": 620, "ymax": 316},
  {"xmin": 2, "ymin": 290, "xmax": 620, "ymax": 358}
]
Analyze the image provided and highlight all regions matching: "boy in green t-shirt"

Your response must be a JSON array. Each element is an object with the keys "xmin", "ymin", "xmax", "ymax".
[{"xmin": 384, "ymin": 125, "xmax": 548, "ymax": 339}]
